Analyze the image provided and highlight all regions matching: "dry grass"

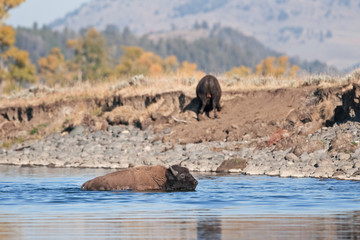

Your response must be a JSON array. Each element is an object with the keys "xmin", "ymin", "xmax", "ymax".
[{"xmin": 1, "ymin": 69, "xmax": 359, "ymax": 108}]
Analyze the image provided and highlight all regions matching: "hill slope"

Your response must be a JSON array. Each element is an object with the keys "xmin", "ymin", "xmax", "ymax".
[{"xmin": 49, "ymin": 0, "xmax": 360, "ymax": 70}]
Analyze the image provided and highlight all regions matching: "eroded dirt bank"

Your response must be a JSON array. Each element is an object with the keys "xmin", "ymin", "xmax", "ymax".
[
  {"xmin": 1, "ymin": 82, "xmax": 360, "ymax": 180},
  {"xmin": 2, "ymin": 83, "xmax": 360, "ymax": 152}
]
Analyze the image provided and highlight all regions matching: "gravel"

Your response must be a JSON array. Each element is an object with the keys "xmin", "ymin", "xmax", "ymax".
[{"xmin": 1, "ymin": 121, "xmax": 360, "ymax": 181}]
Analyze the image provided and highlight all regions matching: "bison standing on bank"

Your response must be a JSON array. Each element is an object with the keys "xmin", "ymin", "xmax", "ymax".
[
  {"xmin": 81, "ymin": 165, "xmax": 198, "ymax": 191},
  {"xmin": 196, "ymin": 74, "xmax": 222, "ymax": 120}
]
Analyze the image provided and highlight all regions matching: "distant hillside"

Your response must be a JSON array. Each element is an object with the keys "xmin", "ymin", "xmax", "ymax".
[
  {"xmin": 14, "ymin": 25, "xmax": 276, "ymax": 73},
  {"xmin": 49, "ymin": 0, "xmax": 360, "ymax": 70},
  {"xmin": 15, "ymin": 25, "xmax": 332, "ymax": 74}
]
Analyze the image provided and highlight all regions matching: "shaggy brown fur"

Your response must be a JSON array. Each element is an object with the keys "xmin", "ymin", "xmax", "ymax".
[
  {"xmin": 196, "ymin": 74, "xmax": 222, "ymax": 120},
  {"xmin": 81, "ymin": 165, "xmax": 198, "ymax": 191}
]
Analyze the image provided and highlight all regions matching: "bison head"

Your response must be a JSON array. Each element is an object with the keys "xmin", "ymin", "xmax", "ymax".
[{"xmin": 164, "ymin": 165, "xmax": 198, "ymax": 191}]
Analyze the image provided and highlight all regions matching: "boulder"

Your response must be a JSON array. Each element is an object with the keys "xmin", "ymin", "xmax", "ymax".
[{"xmin": 216, "ymin": 158, "xmax": 247, "ymax": 172}]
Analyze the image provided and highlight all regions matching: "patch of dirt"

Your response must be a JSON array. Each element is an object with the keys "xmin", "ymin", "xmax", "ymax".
[
  {"xmin": 1, "ymin": 82, "xmax": 360, "ymax": 154},
  {"xmin": 163, "ymin": 87, "xmax": 315, "ymax": 144}
]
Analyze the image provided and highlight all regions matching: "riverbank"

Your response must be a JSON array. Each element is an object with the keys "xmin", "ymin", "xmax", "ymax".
[
  {"xmin": 1, "ymin": 75, "xmax": 360, "ymax": 180},
  {"xmin": 1, "ymin": 120, "xmax": 360, "ymax": 181}
]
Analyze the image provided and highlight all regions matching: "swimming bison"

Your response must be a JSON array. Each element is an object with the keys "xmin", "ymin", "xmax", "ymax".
[
  {"xmin": 81, "ymin": 165, "xmax": 198, "ymax": 191},
  {"xmin": 196, "ymin": 74, "xmax": 222, "ymax": 120}
]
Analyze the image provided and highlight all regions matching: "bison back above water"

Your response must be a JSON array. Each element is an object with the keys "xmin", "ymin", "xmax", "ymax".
[
  {"xmin": 81, "ymin": 165, "xmax": 198, "ymax": 192},
  {"xmin": 196, "ymin": 75, "xmax": 222, "ymax": 120}
]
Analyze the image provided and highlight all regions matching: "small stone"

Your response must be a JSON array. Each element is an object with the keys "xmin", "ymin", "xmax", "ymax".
[
  {"xmin": 352, "ymin": 169, "xmax": 360, "ymax": 176},
  {"xmin": 339, "ymin": 153, "xmax": 351, "ymax": 161},
  {"xmin": 69, "ymin": 126, "xmax": 85, "ymax": 136},
  {"xmin": 243, "ymin": 164, "xmax": 265, "ymax": 175},
  {"xmin": 333, "ymin": 170, "xmax": 347, "ymax": 179},
  {"xmin": 231, "ymin": 124, "xmax": 239, "ymax": 130},
  {"xmin": 122, "ymin": 130, "xmax": 130, "ymax": 135},
  {"xmin": 242, "ymin": 134, "xmax": 251, "ymax": 141},
  {"xmin": 279, "ymin": 166, "xmax": 304, "ymax": 178},
  {"xmin": 50, "ymin": 133, "xmax": 61, "ymax": 140},
  {"xmin": 345, "ymin": 168, "xmax": 358, "ymax": 177},
  {"xmin": 39, "ymin": 152, "xmax": 50, "ymax": 159},
  {"xmin": 302, "ymin": 165, "xmax": 315, "ymax": 177},
  {"xmin": 80, "ymin": 152, "xmax": 89, "ymax": 158},
  {"xmin": 163, "ymin": 128, "xmax": 171, "ymax": 134},
  {"xmin": 353, "ymin": 159, "xmax": 360, "ymax": 169},
  {"xmin": 312, "ymin": 150, "xmax": 329, "ymax": 161},
  {"xmin": 265, "ymin": 168, "xmax": 280, "ymax": 176},
  {"xmin": 300, "ymin": 152, "xmax": 311, "ymax": 163},
  {"xmin": 285, "ymin": 153, "xmax": 300, "ymax": 162}
]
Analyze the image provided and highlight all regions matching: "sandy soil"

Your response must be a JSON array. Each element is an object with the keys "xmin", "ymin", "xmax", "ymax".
[{"xmin": 159, "ymin": 86, "xmax": 318, "ymax": 144}]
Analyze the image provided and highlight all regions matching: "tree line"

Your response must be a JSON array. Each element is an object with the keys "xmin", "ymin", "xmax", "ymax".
[
  {"xmin": 15, "ymin": 24, "xmax": 279, "ymax": 74},
  {"xmin": 1, "ymin": 0, "xmax": 333, "ymax": 93}
]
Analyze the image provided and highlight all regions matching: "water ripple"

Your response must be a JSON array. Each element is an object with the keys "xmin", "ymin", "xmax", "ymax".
[{"xmin": 1, "ymin": 166, "xmax": 360, "ymax": 239}]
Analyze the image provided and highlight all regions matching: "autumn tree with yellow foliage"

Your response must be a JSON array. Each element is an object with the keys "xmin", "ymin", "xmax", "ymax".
[
  {"xmin": 67, "ymin": 28, "xmax": 110, "ymax": 82},
  {"xmin": 0, "ymin": 0, "xmax": 36, "ymax": 93},
  {"xmin": 162, "ymin": 55, "xmax": 179, "ymax": 74},
  {"xmin": 38, "ymin": 48, "xmax": 71, "ymax": 86},
  {"xmin": 255, "ymin": 56, "xmax": 299, "ymax": 78},
  {"xmin": 0, "ymin": 0, "xmax": 25, "ymax": 23},
  {"xmin": 226, "ymin": 65, "xmax": 252, "ymax": 77},
  {"xmin": 117, "ymin": 46, "xmax": 172, "ymax": 76},
  {"xmin": 116, "ymin": 46, "xmax": 205, "ymax": 78},
  {"xmin": 255, "ymin": 56, "xmax": 276, "ymax": 77},
  {"xmin": 178, "ymin": 61, "xmax": 198, "ymax": 76}
]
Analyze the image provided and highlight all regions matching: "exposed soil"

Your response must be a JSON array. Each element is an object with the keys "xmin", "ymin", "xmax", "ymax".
[
  {"xmin": 1, "ymin": 82, "xmax": 360, "ymax": 156},
  {"xmin": 161, "ymin": 87, "xmax": 318, "ymax": 144}
]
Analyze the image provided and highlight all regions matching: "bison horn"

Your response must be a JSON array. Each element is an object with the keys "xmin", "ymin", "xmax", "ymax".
[{"xmin": 169, "ymin": 166, "xmax": 178, "ymax": 176}]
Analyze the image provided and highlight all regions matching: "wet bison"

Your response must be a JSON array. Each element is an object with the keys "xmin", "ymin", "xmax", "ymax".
[
  {"xmin": 81, "ymin": 165, "xmax": 198, "ymax": 191},
  {"xmin": 196, "ymin": 74, "xmax": 222, "ymax": 120}
]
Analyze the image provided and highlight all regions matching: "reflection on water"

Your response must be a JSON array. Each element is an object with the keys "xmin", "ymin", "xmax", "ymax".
[
  {"xmin": 2, "ymin": 212, "xmax": 360, "ymax": 239},
  {"xmin": 1, "ymin": 165, "xmax": 360, "ymax": 239}
]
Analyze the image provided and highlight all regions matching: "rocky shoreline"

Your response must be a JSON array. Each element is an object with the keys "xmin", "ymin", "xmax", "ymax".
[{"xmin": 1, "ymin": 120, "xmax": 360, "ymax": 181}]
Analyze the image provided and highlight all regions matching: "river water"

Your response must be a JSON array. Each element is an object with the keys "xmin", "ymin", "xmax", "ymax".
[{"xmin": 0, "ymin": 165, "xmax": 359, "ymax": 239}]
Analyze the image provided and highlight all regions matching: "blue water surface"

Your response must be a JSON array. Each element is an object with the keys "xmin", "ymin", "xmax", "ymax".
[{"xmin": 1, "ymin": 165, "xmax": 360, "ymax": 239}]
